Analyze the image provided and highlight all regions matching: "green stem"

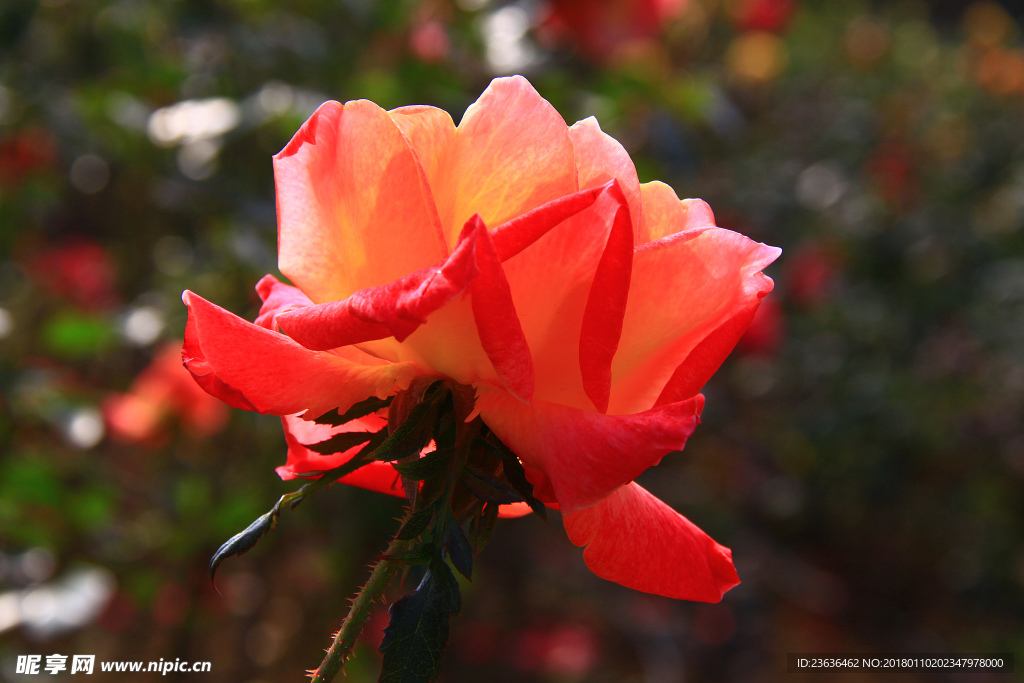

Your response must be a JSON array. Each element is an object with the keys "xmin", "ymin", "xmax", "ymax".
[{"xmin": 309, "ymin": 528, "xmax": 413, "ymax": 683}]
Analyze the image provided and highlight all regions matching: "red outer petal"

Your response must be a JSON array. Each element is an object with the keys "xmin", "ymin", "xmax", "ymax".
[
  {"xmin": 609, "ymin": 229, "xmax": 781, "ymax": 414},
  {"xmin": 475, "ymin": 386, "xmax": 704, "ymax": 512},
  {"xmin": 490, "ymin": 182, "xmax": 611, "ymax": 262},
  {"xmin": 563, "ymin": 483, "xmax": 740, "ymax": 601},
  {"xmin": 183, "ymin": 298, "xmax": 257, "ymax": 412},
  {"xmin": 496, "ymin": 182, "xmax": 635, "ymax": 411},
  {"xmin": 467, "ymin": 215, "xmax": 535, "ymax": 402},
  {"xmin": 579, "ymin": 180, "xmax": 633, "ymax": 413},
  {"xmin": 275, "ymin": 224, "xmax": 481, "ymax": 350},
  {"xmin": 496, "ymin": 502, "xmax": 533, "ymax": 519},
  {"xmin": 654, "ymin": 297, "xmax": 764, "ymax": 406},
  {"xmin": 254, "ymin": 274, "xmax": 314, "ymax": 331},
  {"xmin": 182, "ymin": 290, "xmax": 419, "ymax": 417},
  {"xmin": 277, "ymin": 414, "xmax": 406, "ymax": 496}
]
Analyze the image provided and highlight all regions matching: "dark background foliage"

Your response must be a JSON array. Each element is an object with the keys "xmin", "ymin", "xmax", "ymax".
[{"xmin": 1, "ymin": 0, "xmax": 1023, "ymax": 681}]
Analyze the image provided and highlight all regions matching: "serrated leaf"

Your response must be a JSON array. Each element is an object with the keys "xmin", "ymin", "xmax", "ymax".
[
  {"xmin": 401, "ymin": 473, "xmax": 419, "ymax": 508},
  {"xmin": 461, "ymin": 466, "xmax": 524, "ymax": 505},
  {"xmin": 432, "ymin": 411, "xmax": 456, "ymax": 450},
  {"xmin": 297, "ymin": 441, "xmax": 379, "ymax": 498},
  {"xmin": 304, "ymin": 430, "xmax": 377, "ymax": 456},
  {"xmin": 379, "ymin": 559, "xmax": 461, "ymax": 683},
  {"xmin": 306, "ymin": 395, "xmax": 393, "ymax": 426},
  {"xmin": 381, "ymin": 543, "xmax": 436, "ymax": 566},
  {"xmin": 480, "ymin": 438, "xmax": 548, "ymax": 522},
  {"xmin": 393, "ymin": 448, "xmax": 453, "ymax": 481},
  {"xmin": 474, "ymin": 502, "xmax": 500, "ymax": 553},
  {"xmin": 443, "ymin": 520, "xmax": 473, "ymax": 580},
  {"xmin": 371, "ymin": 399, "xmax": 438, "ymax": 462},
  {"xmin": 397, "ymin": 506, "xmax": 435, "ymax": 541},
  {"xmin": 209, "ymin": 505, "xmax": 279, "ymax": 584}
]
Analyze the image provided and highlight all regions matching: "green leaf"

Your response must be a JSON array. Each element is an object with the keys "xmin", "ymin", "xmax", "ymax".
[
  {"xmin": 480, "ymin": 438, "xmax": 548, "ymax": 522},
  {"xmin": 381, "ymin": 543, "xmax": 436, "ymax": 566},
  {"xmin": 461, "ymin": 466, "xmax": 524, "ymax": 505},
  {"xmin": 474, "ymin": 502, "xmax": 500, "ymax": 553},
  {"xmin": 396, "ymin": 506, "xmax": 435, "ymax": 541},
  {"xmin": 393, "ymin": 448, "xmax": 453, "ymax": 480},
  {"xmin": 370, "ymin": 399, "xmax": 439, "ymax": 462},
  {"xmin": 379, "ymin": 558, "xmax": 461, "ymax": 683},
  {"xmin": 292, "ymin": 438, "xmax": 387, "ymax": 499},
  {"xmin": 306, "ymin": 395, "xmax": 393, "ymax": 426},
  {"xmin": 304, "ymin": 430, "xmax": 377, "ymax": 456},
  {"xmin": 443, "ymin": 520, "xmax": 473, "ymax": 580}
]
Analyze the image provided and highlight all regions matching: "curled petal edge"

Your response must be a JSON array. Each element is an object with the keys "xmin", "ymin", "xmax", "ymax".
[
  {"xmin": 563, "ymin": 482, "xmax": 740, "ymax": 602},
  {"xmin": 182, "ymin": 290, "xmax": 418, "ymax": 418}
]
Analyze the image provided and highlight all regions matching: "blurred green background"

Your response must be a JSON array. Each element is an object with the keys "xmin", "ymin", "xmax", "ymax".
[{"xmin": 2, "ymin": 0, "xmax": 1024, "ymax": 680}]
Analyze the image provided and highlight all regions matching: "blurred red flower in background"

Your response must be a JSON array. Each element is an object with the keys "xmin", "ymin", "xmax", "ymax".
[
  {"xmin": 513, "ymin": 622, "xmax": 600, "ymax": 677},
  {"xmin": 0, "ymin": 127, "xmax": 56, "ymax": 189},
  {"xmin": 729, "ymin": 0, "xmax": 797, "ymax": 34},
  {"xmin": 866, "ymin": 139, "xmax": 919, "ymax": 210},
  {"xmin": 104, "ymin": 343, "xmax": 228, "ymax": 446},
  {"xmin": 27, "ymin": 241, "xmax": 119, "ymax": 311},
  {"xmin": 785, "ymin": 242, "xmax": 840, "ymax": 307},
  {"xmin": 409, "ymin": 0, "xmax": 451, "ymax": 63},
  {"xmin": 736, "ymin": 294, "xmax": 784, "ymax": 357},
  {"xmin": 541, "ymin": 0, "xmax": 688, "ymax": 61}
]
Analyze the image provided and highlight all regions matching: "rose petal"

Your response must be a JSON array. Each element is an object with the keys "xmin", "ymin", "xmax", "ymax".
[
  {"xmin": 562, "ymin": 482, "xmax": 740, "ymax": 602},
  {"xmin": 388, "ymin": 105, "xmax": 456, "ymax": 201},
  {"xmin": 496, "ymin": 502, "xmax": 533, "ymax": 519},
  {"xmin": 275, "ymin": 222, "xmax": 480, "ymax": 350},
  {"xmin": 182, "ymin": 290, "xmax": 420, "ymax": 417},
  {"xmin": 277, "ymin": 214, "xmax": 535, "ymax": 399},
  {"xmin": 654, "ymin": 296, "xmax": 765, "ymax": 406},
  {"xmin": 394, "ymin": 218, "xmax": 519, "ymax": 392},
  {"xmin": 274, "ymin": 100, "xmax": 447, "ymax": 304},
  {"xmin": 466, "ymin": 215, "xmax": 535, "ymax": 402},
  {"xmin": 434, "ymin": 75, "xmax": 577, "ymax": 246},
  {"xmin": 638, "ymin": 181, "xmax": 718, "ymax": 244},
  {"xmin": 609, "ymin": 229, "xmax": 780, "ymax": 415},
  {"xmin": 490, "ymin": 182, "xmax": 611, "ymax": 262},
  {"xmin": 475, "ymin": 386, "xmax": 704, "ymax": 511},
  {"xmin": 255, "ymin": 273, "xmax": 405, "ymax": 369},
  {"xmin": 579, "ymin": 179, "xmax": 633, "ymax": 413},
  {"xmin": 566, "ymin": 121, "xmax": 642, "ymax": 411},
  {"xmin": 254, "ymin": 274, "xmax": 314, "ymax": 331},
  {"xmin": 497, "ymin": 181, "xmax": 631, "ymax": 410},
  {"xmin": 569, "ymin": 117, "xmax": 642, "ymax": 238}
]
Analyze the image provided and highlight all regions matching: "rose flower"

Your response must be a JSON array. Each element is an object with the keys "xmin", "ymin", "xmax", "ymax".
[{"xmin": 182, "ymin": 76, "xmax": 779, "ymax": 602}]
